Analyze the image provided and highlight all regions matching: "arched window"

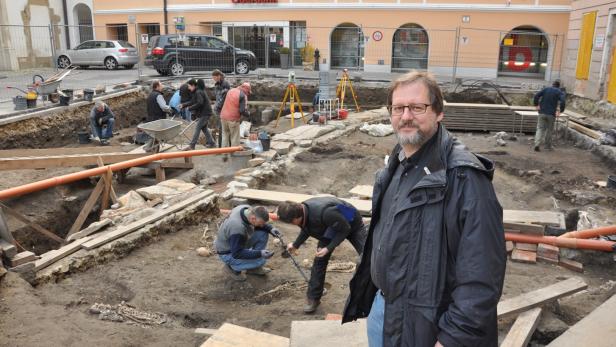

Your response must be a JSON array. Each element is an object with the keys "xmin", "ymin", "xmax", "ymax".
[
  {"xmin": 330, "ymin": 23, "xmax": 364, "ymax": 69},
  {"xmin": 392, "ymin": 23, "xmax": 429, "ymax": 71},
  {"xmin": 73, "ymin": 3, "xmax": 94, "ymax": 43},
  {"xmin": 498, "ymin": 26, "xmax": 548, "ymax": 78}
]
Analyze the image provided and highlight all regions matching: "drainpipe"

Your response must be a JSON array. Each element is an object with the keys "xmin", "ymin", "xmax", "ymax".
[
  {"xmin": 62, "ymin": 0, "xmax": 70, "ymax": 49},
  {"xmin": 559, "ymin": 225, "xmax": 616, "ymax": 239},
  {"xmin": 505, "ymin": 232, "xmax": 616, "ymax": 252},
  {"xmin": 0, "ymin": 147, "xmax": 242, "ymax": 201},
  {"xmin": 163, "ymin": 0, "xmax": 168, "ymax": 34}
]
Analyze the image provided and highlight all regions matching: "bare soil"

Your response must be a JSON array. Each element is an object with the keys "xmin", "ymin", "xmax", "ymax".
[{"xmin": 2, "ymin": 127, "xmax": 616, "ymax": 346}]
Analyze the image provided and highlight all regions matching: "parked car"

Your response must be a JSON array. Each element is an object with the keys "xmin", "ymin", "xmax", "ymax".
[
  {"xmin": 56, "ymin": 40, "xmax": 138, "ymax": 70},
  {"xmin": 145, "ymin": 34, "xmax": 257, "ymax": 76}
]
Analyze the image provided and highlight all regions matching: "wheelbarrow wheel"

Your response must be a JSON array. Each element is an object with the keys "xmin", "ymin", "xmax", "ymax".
[{"xmin": 57, "ymin": 55, "xmax": 71, "ymax": 69}]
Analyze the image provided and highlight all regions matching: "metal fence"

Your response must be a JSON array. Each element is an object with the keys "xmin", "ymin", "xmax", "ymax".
[{"xmin": 0, "ymin": 23, "xmax": 564, "ymax": 102}]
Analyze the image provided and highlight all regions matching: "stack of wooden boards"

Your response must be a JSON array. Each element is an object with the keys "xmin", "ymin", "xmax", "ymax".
[
  {"xmin": 0, "ymin": 240, "xmax": 38, "ymax": 270},
  {"xmin": 443, "ymin": 103, "xmax": 538, "ymax": 133},
  {"xmin": 504, "ymin": 211, "xmax": 583, "ymax": 272}
]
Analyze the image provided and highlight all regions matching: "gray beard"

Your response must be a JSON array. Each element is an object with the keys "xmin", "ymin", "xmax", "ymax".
[{"xmin": 395, "ymin": 129, "xmax": 426, "ymax": 147}]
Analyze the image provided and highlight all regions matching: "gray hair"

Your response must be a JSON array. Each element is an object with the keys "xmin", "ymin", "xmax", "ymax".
[
  {"xmin": 95, "ymin": 101, "xmax": 106, "ymax": 109},
  {"xmin": 250, "ymin": 206, "xmax": 270, "ymax": 223}
]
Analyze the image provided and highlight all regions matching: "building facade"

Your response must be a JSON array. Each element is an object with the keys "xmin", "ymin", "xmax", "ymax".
[
  {"xmin": 92, "ymin": 0, "xmax": 570, "ymax": 80},
  {"xmin": 561, "ymin": 0, "xmax": 616, "ymax": 103},
  {"xmin": 0, "ymin": 0, "xmax": 94, "ymax": 70}
]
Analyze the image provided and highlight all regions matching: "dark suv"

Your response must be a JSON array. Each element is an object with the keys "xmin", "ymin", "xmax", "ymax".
[{"xmin": 145, "ymin": 35, "xmax": 257, "ymax": 76}]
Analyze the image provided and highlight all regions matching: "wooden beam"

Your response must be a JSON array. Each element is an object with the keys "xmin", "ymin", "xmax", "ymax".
[
  {"xmin": 0, "ymin": 203, "xmax": 64, "ymax": 244},
  {"xmin": 66, "ymin": 218, "xmax": 112, "ymax": 242},
  {"xmin": 497, "ymin": 277, "xmax": 587, "ymax": 319},
  {"xmin": 97, "ymin": 157, "xmax": 117, "ymax": 204},
  {"xmin": 100, "ymin": 170, "xmax": 112, "ymax": 213},
  {"xmin": 0, "ymin": 146, "xmax": 130, "ymax": 158},
  {"xmin": 233, "ymin": 189, "xmax": 372, "ymax": 215},
  {"xmin": 500, "ymin": 308, "xmax": 542, "ymax": 347},
  {"xmin": 503, "ymin": 222, "xmax": 545, "ymax": 235},
  {"xmin": 568, "ymin": 121, "xmax": 601, "ymax": 139},
  {"xmin": 0, "ymin": 152, "xmax": 148, "ymax": 171},
  {"xmin": 66, "ymin": 178, "xmax": 105, "ymax": 238},
  {"xmin": 34, "ymin": 235, "xmax": 95, "ymax": 271},
  {"xmin": 546, "ymin": 294, "xmax": 616, "ymax": 347},
  {"xmin": 82, "ymin": 190, "xmax": 214, "ymax": 250}
]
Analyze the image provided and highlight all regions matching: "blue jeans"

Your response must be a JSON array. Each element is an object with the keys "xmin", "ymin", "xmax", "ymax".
[
  {"xmin": 90, "ymin": 117, "xmax": 115, "ymax": 139},
  {"xmin": 181, "ymin": 108, "xmax": 192, "ymax": 121},
  {"xmin": 190, "ymin": 116, "xmax": 215, "ymax": 148},
  {"xmin": 367, "ymin": 290, "xmax": 385, "ymax": 347},
  {"xmin": 218, "ymin": 229, "xmax": 269, "ymax": 271}
]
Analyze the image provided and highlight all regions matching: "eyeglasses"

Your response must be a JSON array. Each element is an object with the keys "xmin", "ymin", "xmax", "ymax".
[{"xmin": 390, "ymin": 103, "xmax": 431, "ymax": 116}]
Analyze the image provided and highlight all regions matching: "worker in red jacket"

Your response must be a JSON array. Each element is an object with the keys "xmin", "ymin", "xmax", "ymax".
[{"xmin": 220, "ymin": 82, "xmax": 251, "ymax": 147}]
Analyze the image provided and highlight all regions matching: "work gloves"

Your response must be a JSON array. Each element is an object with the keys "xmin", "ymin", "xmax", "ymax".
[{"xmin": 261, "ymin": 250, "xmax": 274, "ymax": 259}]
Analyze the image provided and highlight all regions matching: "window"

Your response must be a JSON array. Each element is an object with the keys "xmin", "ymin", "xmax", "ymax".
[
  {"xmin": 75, "ymin": 41, "xmax": 95, "ymax": 50},
  {"xmin": 118, "ymin": 41, "xmax": 135, "ymax": 48},
  {"xmin": 207, "ymin": 37, "xmax": 227, "ymax": 49},
  {"xmin": 107, "ymin": 24, "xmax": 128, "ymax": 41},
  {"xmin": 213, "ymin": 22, "xmax": 223, "ymax": 37},
  {"xmin": 141, "ymin": 23, "xmax": 160, "ymax": 40},
  {"xmin": 576, "ymin": 11, "xmax": 597, "ymax": 80},
  {"xmin": 105, "ymin": 42, "xmax": 115, "ymax": 48}
]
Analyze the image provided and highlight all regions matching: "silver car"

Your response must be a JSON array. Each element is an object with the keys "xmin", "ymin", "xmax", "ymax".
[{"xmin": 56, "ymin": 40, "xmax": 138, "ymax": 70}]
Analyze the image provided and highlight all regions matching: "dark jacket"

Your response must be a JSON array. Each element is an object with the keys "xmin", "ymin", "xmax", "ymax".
[
  {"xmin": 185, "ymin": 88, "xmax": 213, "ymax": 119},
  {"xmin": 292, "ymin": 197, "xmax": 364, "ymax": 253},
  {"xmin": 534, "ymin": 86, "xmax": 566, "ymax": 116},
  {"xmin": 214, "ymin": 79, "xmax": 231, "ymax": 113},
  {"xmin": 179, "ymin": 83, "xmax": 193, "ymax": 103},
  {"xmin": 146, "ymin": 90, "xmax": 165, "ymax": 122},
  {"xmin": 343, "ymin": 125, "xmax": 506, "ymax": 347},
  {"xmin": 90, "ymin": 105, "xmax": 115, "ymax": 124}
]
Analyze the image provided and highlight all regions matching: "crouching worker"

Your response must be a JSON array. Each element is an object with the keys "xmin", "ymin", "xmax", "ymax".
[
  {"xmin": 215, "ymin": 205, "xmax": 278, "ymax": 281},
  {"xmin": 277, "ymin": 197, "xmax": 368, "ymax": 314},
  {"xmin": 90, "ymin": 101, "xmax": 115, "ymax": 145}
]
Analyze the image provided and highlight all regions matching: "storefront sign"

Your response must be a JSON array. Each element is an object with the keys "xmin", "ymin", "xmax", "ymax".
[
  {"xmin": 174, "ymin": 17, "xmax": 185, "ymax": 31},
  {"xmin": 141, "ymin": 34, "xmax": 149, "ymax": 44},
  {"xmin": 372, "ymin": 31, "xmax": 383, "ymax": 42},
  {"xmin": 232, "ymin": 0, "xmax": 278, "ymax": 3}
]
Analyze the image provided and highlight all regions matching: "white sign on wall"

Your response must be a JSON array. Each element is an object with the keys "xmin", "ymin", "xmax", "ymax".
[
  {"xmin": 270, "ymin": 34, "xmax": 276, "ymax": 43},
  {"xmin": 141, "ymin": 34, "xmax": 149, "ymax": 44},
  {"xmin": 461, "ymin": 36, "xmax": 470, "ymax": 45},
  {"xmin": 595, "ymin": 34, "xmax": 605, "ymax": 50}
]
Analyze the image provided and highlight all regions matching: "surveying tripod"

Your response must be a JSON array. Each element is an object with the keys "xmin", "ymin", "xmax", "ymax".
[
  {"xmin": 275, "ymin": 77, "xmax": 307, "ymax": 128},
  {"xmin": 336, "ymin": 69, "xmax": 360, "ymax": 112}
]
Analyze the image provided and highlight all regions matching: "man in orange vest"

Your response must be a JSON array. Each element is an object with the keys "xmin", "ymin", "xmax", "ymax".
[{"xmin": 220, "ymin": 82, "xmax": 251, "ymax": 147}]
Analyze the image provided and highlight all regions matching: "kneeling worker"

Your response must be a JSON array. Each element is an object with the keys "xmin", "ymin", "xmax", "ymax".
[
  {"xmin": 215, "ymin": 205, "xmax": 278, "ymax": 281},
  {"xmin": 90, "ymin": 101, "xmax": 115, "ymax": 145},
  {"xmin": 277, "ymin": 197, "xmax": 367, "ymax": 313}
]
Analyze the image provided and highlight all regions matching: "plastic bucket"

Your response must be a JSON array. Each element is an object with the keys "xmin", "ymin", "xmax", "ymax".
[
  {"xmin": 26, "ymin": 98, "xmax": 37, "ymax": 108},
  {"xmin": 62, "ymin": 89, "xmax": 73, "ymax": 99},
  {"xmin": 260, "ymin": 138, "xmax": 271, "ymax": 151},
  {"xmin": 13, "ymin": 96, "xmax": 27, "ymax": 111},
  {"xmin": 77, "ymin": 131, "xmax": 91, "ymax": 144},
  {"xmin": 83, "ymin": 89, "xmax": 94, "ymax": 102},
  {"xmin": 338, "ymin": 108, "xmax": 349, "ymax": 119},
  {"xmin": 59, "ymin": 95, "xmax": 71, "ymax": 106}
]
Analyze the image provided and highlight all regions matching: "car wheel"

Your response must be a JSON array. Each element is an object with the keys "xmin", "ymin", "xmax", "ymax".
[
  {"xmin": 57, "ymin": 56, "xmax": 71, "ymax": 69},
  {"xmin": 169, "ymin": 60, "xmax": 185, "ymax": 76},
  {"xmin": 104, "ymin": 57, "xmax": 118, "ymax": 70},
  {"xmin": 124, "ymin": 64, "xmax": 134, "ymax": 70},
  {"xmin": 235, "ymin": 60, "xmax": 249, "ymax": 74}
]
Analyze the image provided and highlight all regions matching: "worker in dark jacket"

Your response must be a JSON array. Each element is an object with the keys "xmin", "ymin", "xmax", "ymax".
[
  {"xmin": 89, "ymin": 101, "xmax": 115, "ymax": 145},
  {"xmin": 179, "ymin": 81, "xmax": 194, "ymax": 121},
  {"xmin": 215, "ymin": 205, "xmax": 278, "ymax": 281},
  {"xmin": 144, "ymin": 80, "xmax": 172, "ymax": 151},
  {"xmin": 181, "ymin": 79, "xmax": 216, "ymax": 150},
  {"xmin": 533, "ymin": 80, "xmax": 566, "ymax": 152},
  {"xmin": 277, "ymin": 197, "xmax": 367, "ymax": 314},
  {"xmin": 343, "ymin": 71, "xmax": 506, "ymax": 347},
  {"xmin": 212, "ymin": 69, "xmax": 230, "ymax": 147}
]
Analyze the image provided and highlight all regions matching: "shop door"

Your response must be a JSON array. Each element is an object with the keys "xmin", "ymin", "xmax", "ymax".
[{"xmin": 228, "ymin": 26, "xmax": 282, "ymax": 68}]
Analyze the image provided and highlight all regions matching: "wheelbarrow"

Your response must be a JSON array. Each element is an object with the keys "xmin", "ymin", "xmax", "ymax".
[{"xmin": 137, "ymin": 118, "xmax": 197, "ymax": 152}]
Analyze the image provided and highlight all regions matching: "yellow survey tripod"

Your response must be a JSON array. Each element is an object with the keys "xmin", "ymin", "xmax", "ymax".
[
  {"xmin": 336, "ymin": 69, "xmax": 360, "ymax": 112},
  {"xmin": 275, "ymin": 71, "xmax": 306, "ymax": 128}
]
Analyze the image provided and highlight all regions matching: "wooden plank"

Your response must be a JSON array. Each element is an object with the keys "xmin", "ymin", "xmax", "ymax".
[
  {"xmin": 194, "ymin": 328, "xmax": 218, "ymax": 336},
  {"xmin": 568, "ymin": 121, "xmax": 601, "ymax": 139},
  {"xmin": 559, "ymin": 259, "xmax": 584, "ymax": 273},
  {"xmin": 503, "ymin": 210, "xmax": 565, "ymax": 229},
  {"xmin": 8, "ymin": 251, "xmax": 37, "ymax": 267},
  {"xmin": 0, "ymin": 152, "xmax": 148, "ymax": 171},
  {"xmin": 0, "ymin": 203, "xmax": 64, "ymax": 244},
  {"xmin": 100, "ymin": 170, "xmax": 112, "ymax": 213},
  {"xmin": 66, "ymin": 218, "xmax": 112, "ymax": 242},
  {"xmin": 515, "ymin": 242, "xmax": 538, "ymax": 252},
  {"xmin": 500, "ymin": 307, "xmax": 542, "ymax": 347},
  {"xmin": 503, "ymin": 222, "xmax": 545, "ymax": 236},
  {"xmin": 546, "ymin": 294, "xmax": 616, "ymax": 347},
  {"xmin": 97, "ymin": 157, "xmax": 118, "ymax": 204},
  {"xmin": 511, "ymin": 249, "xmax": 537, "ymax": 264},
  {"xmin": 34, "ymin": 236, "xmax": 94, "ymax": 271},
  {"xmin": 0, "ymin": 146, "xmax": 129, "ymax": 158},
  {"xmin": 66, "ymin": 178, "xmax": 105, "ymax": 238},
  {"xmin": 497, "ymin": 277, "xmax": 587, "ymax": 319},
  {"xmin": 233, "ymin": 189, "xmax": 372, "ymax": 215},
  {"xmin": 348, "ymin": 185, "xmax": 373, "ymax": 199},
  {"xmin": 82, "ymin": 190, "xmax": 213, "ymax": 250},
  {"xmin": 201, "ymin": 323, "xmax": 289, "ymax": 347}
]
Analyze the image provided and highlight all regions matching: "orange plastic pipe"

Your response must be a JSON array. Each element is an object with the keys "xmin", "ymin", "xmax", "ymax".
[
  {"xmin": 505, "ymin": 232, "xmax": 615, "ymax": 252},
  {"xmin": 0, "ymin": 147, "xmax": 242, "ymax": 201},
  {"xmin": 559, "ymin": 225, "xmax": 616, "ymax": 239},
  {"xmin": 220, "ymin": 208, "xmax": 279, "ymax": 221}
]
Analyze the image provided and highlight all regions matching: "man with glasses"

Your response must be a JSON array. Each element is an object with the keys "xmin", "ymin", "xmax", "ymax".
[{"xmin": 343, "ymin": 71, "xmax": 505, "ymax": 347}]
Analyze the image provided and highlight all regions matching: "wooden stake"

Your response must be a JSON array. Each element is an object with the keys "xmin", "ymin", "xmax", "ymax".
[
  {"xmin": 97, "ymin": 157, "xmax": 118, "ymax": 204},
  {"xmin": 0, "ymin": 203, "xmax": 64, "ymax": 244},
  {"xmin": 65, "ymin": 178, "xmax": 104, "ymax": 238}
]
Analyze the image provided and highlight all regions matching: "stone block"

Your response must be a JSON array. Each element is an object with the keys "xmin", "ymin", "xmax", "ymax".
[
  {"xmin": 0, "ymin": 239, "xmax": 17, "ymax": 259},
  {"xmin": 537, "ymin": 243, "xmax": 559, "ymax": 263},
  {"xmin": 256, "ymin": 150, "xmax": 278, "ymax": 162},
  {"xmin": 157, "ymin": 179, "xmax": 196, "ymax": 192},
  {"xmin": 559, "ymin": 258, "xmax": 583, "ymax": 273},
  {"xmin": 511, "ymin": 249, "xmax": 537, "ymax": 264},
  {"xmin": 271, "ymin": 141, "xmax": 294, "ymax": 155},
  {"xmin": 249, "ymin": 158, "xmax": 266, "ymax": 167},
  {"xmin": 230, "ymin": 198, "xmax": 249, "ymax": 207},
  {"xmin": 136, "ymin": 185, "xmax": 180, "ymax": 201},
  {"xmin": 226, "ymin": 181, "xmax": 248, "ymax": 190},
  {"xmin": 506, "ymin": 241, "xmax": 514, "ymax": 253},
  {"xmin": 515, "ymin": 242, "xmax": 538, "ymax": 252},
  {"xmin": 297, "ymin": 140, "xmax": 313, "ymax": 148}
]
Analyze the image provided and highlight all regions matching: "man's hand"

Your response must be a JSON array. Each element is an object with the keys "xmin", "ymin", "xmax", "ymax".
[
  {"xmin": 315, "ymin": 247, "xmax": 330, "ymax": 258},
  {"xmin": 434, "ymin": 341, "xmax": 444, "ymax": 347},
  {"xmin": 260, "ymin": 250, "xmax": 274, "ymax": 259},
  {"xmin": 269, "ymin": 228, "xmax": 281, "ymax": 238},
  {"xmin": 286, "ymin": 242, "xmax": 297, "ymax": 254}
]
